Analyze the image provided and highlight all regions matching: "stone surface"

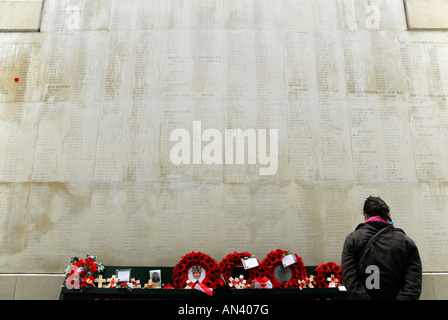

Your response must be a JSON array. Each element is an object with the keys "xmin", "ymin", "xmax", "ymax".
[
  {"xmin": 0, "ymin": 0, "xmax": 447, "ymax": 276},
  {"xmin": 405, "ymin": 0, "xmax": 448, "ymax": 30},
  {"xmin": 0, "ymin": 1, "xmax": 43, "ymax": 31}
]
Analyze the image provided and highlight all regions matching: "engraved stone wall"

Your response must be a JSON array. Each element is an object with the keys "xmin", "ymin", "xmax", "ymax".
[{"xmin": 0, "ymin": 0, "xmax": 447, "ymax": 273}]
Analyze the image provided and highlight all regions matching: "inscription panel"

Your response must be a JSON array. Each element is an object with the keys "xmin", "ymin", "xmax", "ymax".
[{"xmin": 0, "ymin": 0, "xmax": 447, "ymax": 273}]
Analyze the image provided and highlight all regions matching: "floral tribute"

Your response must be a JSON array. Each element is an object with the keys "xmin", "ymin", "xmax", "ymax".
[
  {"xmin": 63, "ymin": 255, "xmax": 105, "ymax": 291},
  {"xmin": 228, "ymin": 275, "xmax": 249, "ymax": 289},
  {"xmin": 259, "ymin": 249, "xmax": 308, "ymax": 289},
  {"xmin": 172, "ymin": 251, "xmax": 222, "ymax": 289},
  {"xmin": 62, "ymin": 252, "xmax": 346, "ymax": 294},
  {"xmin": 118, "ymin": 278, "xmax": 142, "ymax": 291},
  {"xmin": 298, "ymin": 275, "xmax": 316, "ymax": 290},
  {"xmin": 313, "ymin": 262, "xmax": 343, "ymax": 288},
  {"xmin": 218, "ymin": 251, "xmax": 261, "ymax": 289}
]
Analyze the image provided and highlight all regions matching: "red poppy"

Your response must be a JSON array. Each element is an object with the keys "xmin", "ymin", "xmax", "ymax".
[
  {"xmin": 89, "ymin": 263, "xmax": 98, "ymax": 274},
  {"xmin": 85, "ymin": 258, "xmax": 94, "ymax": 266}
]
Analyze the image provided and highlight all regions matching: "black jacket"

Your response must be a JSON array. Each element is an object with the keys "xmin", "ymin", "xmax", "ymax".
[{"xmin": 341, "ymin": 221, "xmax": 422, "ymax": 300}]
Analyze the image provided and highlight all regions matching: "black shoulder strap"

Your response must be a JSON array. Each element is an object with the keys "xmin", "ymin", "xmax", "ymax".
[{"xmin": 359, "ymin": 226, "xmax": 390, "ymax": 262}]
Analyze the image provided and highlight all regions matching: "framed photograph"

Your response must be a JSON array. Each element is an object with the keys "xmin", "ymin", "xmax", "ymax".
[{"xmin": 150, "ymin": 270, "xmax": 162, "ymax": 288}]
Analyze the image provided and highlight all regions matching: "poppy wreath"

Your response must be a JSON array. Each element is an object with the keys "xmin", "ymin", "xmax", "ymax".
[
  {"xmin": 259, "ymin": 249, "xmax": 308, "ymax": 289},
  {"xmin": 313, "ymin": 262, "xmax": 343, "ymax": 288},
  {"xmin": 219, "ymin": 251, "xmax": 261, "ymax": 288},
  {"xmin": 172, "ymin": 251, "xmax": 222, "ymax": 289}
]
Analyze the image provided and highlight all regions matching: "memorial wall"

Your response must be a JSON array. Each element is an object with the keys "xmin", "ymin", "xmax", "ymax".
[{"xmin": 0, "ymin": 0, "xmax": 447, "ymax": 274}]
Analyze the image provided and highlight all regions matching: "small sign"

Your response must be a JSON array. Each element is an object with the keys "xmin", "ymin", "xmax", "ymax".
[
  {"xmin": 241, "ymin": 257, "xmax": 259, "ymax": 270},
  {"xmin": 282, "ymin": 253, "xmax": 297, "ymax": 268},
  {"xmin": 116, "ymin": 269, "xmax": 131, "ymax": 283}
]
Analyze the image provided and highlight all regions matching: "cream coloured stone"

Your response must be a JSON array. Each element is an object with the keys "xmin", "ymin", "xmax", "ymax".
[
  {"xmin": 0, "ymin": 0, "xmax": 447, "ymax": 277},
  {"xmin": 0, "ymin": 1, "xmax": 43, "ymax": 31},
  {"xmin": 405, "ymin": 0, "xmax": 448, "ymax": 30}
]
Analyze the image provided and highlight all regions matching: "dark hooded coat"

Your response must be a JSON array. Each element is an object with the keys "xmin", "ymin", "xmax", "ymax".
[{"xmin": 341, "ymin": 221, "xmax": 422, "ymax": 300}]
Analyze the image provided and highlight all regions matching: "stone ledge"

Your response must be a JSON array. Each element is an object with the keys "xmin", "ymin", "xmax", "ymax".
[{"xmin": 0, "ymin": 273, "xmax": 447, "ymax": 300}]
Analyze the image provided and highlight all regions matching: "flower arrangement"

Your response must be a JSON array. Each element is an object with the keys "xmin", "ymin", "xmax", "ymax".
[
  {"xmin": 298, "ymin": 275, "xmax": 316, "ymax": 290},
  {"xmin": 259, "ymin": 249, "xmax": 308, "ymax": 289},
  {"xmin": 118, "ymin": 278, "xmax": 141, "ymax": 291},
  {"xmin": 172, "ymin": 251, "xmax": 222, "ymax": 289},
  {"xmin": 63, "ymin": 255, "xmax": 105, "ymax": 291},
  {"xmin": 313, "ymin": 262, "xmax": 343, "ymax": 288},
  {"xmin": 219, "ymin": 251, "xmax": 261, "ymax": 288},
  {"xmin": 61, "ymin": 252, "xmax": 345, "ymax": 295}
]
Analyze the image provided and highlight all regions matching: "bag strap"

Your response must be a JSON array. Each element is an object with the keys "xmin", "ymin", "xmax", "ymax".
[{"xmin": 359, "ymin": 226, "xmax": 390, "ymax": 262}]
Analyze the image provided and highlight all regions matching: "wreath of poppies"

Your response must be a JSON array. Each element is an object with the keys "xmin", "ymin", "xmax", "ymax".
[
  {"xmin": 172, "ymin": 251, "xmax": 221, "ymax": 289},
  {"xmin": 313, "ymin": 262, "xmax": 343, "ymax": 288},
  {"xmin": 259, "ymin": 249, "xmax": 308, "ymax": 289},
  {"xmin": 219, "ymin": 251, "xmax": 262, "ymax": 288}
]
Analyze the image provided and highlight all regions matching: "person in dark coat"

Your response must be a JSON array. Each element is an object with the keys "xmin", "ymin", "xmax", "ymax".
[{"xmin": 341, "ymin": 196, "xmax": 422, "ymax": 300}]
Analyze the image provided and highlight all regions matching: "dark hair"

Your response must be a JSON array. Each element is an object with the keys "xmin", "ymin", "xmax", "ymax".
[{"xmin": 363, "ymin": 196, "xmax": 392, "ymax": 223}]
